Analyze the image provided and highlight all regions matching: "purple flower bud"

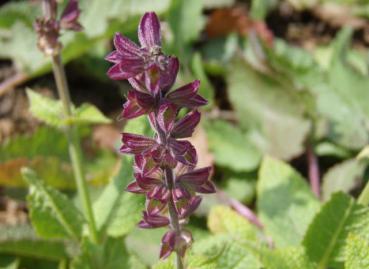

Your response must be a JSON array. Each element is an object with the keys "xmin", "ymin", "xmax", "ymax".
[
  {"xmin": 157, "ymin": 103, "xmax": 177, "ymax": 133},
  {"xmin": 120, "ymin": 133, "xmax": 157, "ymax": 154},
  {"xmin": 60, "ymin": 0, "xmax": 82, "ymax": 31},
  {"xmin": 139, "ymin": 212, "xmax": 169, "ymax": 228},
  {"xmin": 167, "ymin": 80, "xmax": 208, "ymax": 108},
  {"xmin": 160, "ymin": 230, "xmax": 176, "ymax": 259},
  {"xmin": 138, "ymin": 12, "xmax": 161, "ymax": 49},
  {"xmin": 175, "ymin": 196, "xmax": 202, "ymax": 219},
  {"xmin": 172, "ymin": 111, "xmax": 201, "ymax": 139}
]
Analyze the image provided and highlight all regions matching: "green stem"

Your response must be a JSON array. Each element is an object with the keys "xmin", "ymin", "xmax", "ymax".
[
  {"xmin": 51, "ymin": 54, "xmax": 98, "ymax": 243},
  {"xmin": 358, "ymin": 181, "xmax": 369, "ymax": 206}
]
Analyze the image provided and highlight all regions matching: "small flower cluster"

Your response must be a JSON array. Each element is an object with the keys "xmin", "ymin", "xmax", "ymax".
[
  {"xmin": 35, "ymin": 0, "xmax": 82, "ymax": 56},
  {"xmin": 106, "ymin": 12, "xmax": 216, "ymax": 259}
]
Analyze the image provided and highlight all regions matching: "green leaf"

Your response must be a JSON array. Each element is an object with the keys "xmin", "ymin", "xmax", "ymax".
[
  {"xmin": 22, "ymin": 168, "xmax": 84, "ymax": 239},
  {"xmin": 303, "ymin": 192, "xmax": 369, "ymax": 268},
  {"xmin": 0, "ymin": 224, "xmax": 68, "ymax": 261},
  {"xmin": 261, "ymin": 247, "xmax": 316, "ymax": 269},
  {"xmin": 208, "ymin": 206, "xmax": 258, "ymax": 241},
  {"xmin": 227, "ymin": 58, "xmax": 311, "ymax": 160},
  {"xmin": 26, "ymin": 89, "xmax": 64, "ymax": 128},
  {"xmin": 250, "ymin": 0, "xmax": 278, "ymax": 19},
  {"xmin": 257, "ymin": 156, "xmax": 320, "ymax": 247},
  {"xmin": 221, "ymin": 171, "xmax": 256, "ymax": 204},
  {"xmin": 0, "ymin": 1, "xmax": 37, "ymax": 28},
  {"xmin": 70, "ymin": 104, "xmax": 111, "ymax": 125},
  {"xmin": 193, "ymin": 235, "xmax": 262, "ymax": 269},
  {"xmin": 345, "ymin": 233, "xmax": 369, "ymax": 269},
  {"xmin": 322, "ymin": 159, "xmax": 365, "ymax": 201},
  {"xmin": 204, "ymin": 119, "xmax": 261, "ymax": 172},
  {"xmin": 27, "ymin": 90, "xmax": 110, "ymax": 128},
  {"xmin": 93, "ymin": 156, "xmax": 144, "ymax": 238},
  {"xmin": 80, "ymin": 0, "xmax": 171, "ymax": 38},
  {"xmin": 71, "ymin": 237, "xmax": 145, "ymax": 269},
  {"xmin": 168, "ymin": 0, "xmax": 204, "ymax": 46},
  {"xmin": 357, "ymin": 145, "xmax": 369, "ymax": 161}
]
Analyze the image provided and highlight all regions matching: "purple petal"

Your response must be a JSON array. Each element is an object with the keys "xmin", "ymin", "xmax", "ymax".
[
  {"xmin": 152, "ymin": 146, "xmax": 178, "ymax": 169},
  {"xmin": 107, "ymin": 64, "xmax": 131, "ymax": 80},
  {"xmin": 157, "ymin": 103, "xmax": 177, "ymax": 133},
  {"xmin": 105, "ymin": 50, "xmax": 122, "ymax": 64},
  {"xmin": 160, "ymin": 231, "xmax": 176, "ymax": 259},
  {"xmin": 160, "ymin": 57, "xmax": 179, "ymax": 92},
  {"xmin": 177, "ymin": 196, "xmax": 202, "ymax": 218},
  {"xmin": 60, "ymin": 0, "xmax": 82, "ymax": 31},
  {"xmin": 120, "ymin": 133, "xmax": 156, "ymax": 154},
  {"xmin": 113, "ymin": 33, "xmax": 142, "ymax": 58},
  {"xmin": 139, "ymin": 211, "xmax": 169, "ymax": 228},
  {"xmin": 177, "ymin": 167, "xmax": 211, "ymax": 186},
  {"xmin": 196, "ymin": 181, "xmax": 216, "ymax": 194},
  {"xmin": 119, "ymin": 58, "xmax": 145, "ymax": 78},
  {"xmin": 146, "ymin": 199, "xmax": 166, "ymax": 215},
  {"xmin": 121, "ymin": 91, "xmax": 149, "ymax": 119},
  {"xmin": 172, "ymin": 111, "xmax": 201, "ymax": 138},
  {"xmin": 134, "ymin": 154, "xmax": 160, "ymax": 177},
  {"xmin": 126, "ymin": 181, "xmax": 145, "ymax": 194},
  {"xmin": 166, "ymin": 80, "xmax": 208, "ymax": 108},
  {"xmin": 170, "ymin": 139, "xmax": 198, "ymax": 166},
  {"xmin": 138, "ymin": 12, "xmax": 161, "ymax": 48},
  {"xmin": 172, "ymin": 185, "xmax": 191, "ymax": 201},
  {"xmin": 147, "ymin": 185, "xmax": 170, "ymax": 202},
  {"xmin": 135, "ymin": 174, "xmax": 162, "ymax": 190}
]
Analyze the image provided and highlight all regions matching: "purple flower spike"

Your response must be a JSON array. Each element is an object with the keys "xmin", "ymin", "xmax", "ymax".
[{"xmin": 106, "ymin": 12, "xmax": 216, "ymax": 262}]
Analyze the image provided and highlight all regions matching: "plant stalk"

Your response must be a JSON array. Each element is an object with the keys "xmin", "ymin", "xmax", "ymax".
[
  {"xmin": 51, "ymin": 54, "xmax": 98, "ymax": 243},
  {"xmin": 155, "ymin": 115, "xmax": 184, "ymax": 269},
  {"xmin": 307, "ymin": 143, "xmax": 320, "ymax": 199}
]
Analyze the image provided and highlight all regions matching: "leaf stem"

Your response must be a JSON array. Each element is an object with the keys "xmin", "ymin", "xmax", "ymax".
[
  {"xmin": 51, "ymin": 54, "xmax": 98, "ymax": 243},
  {"xmin": 307, "ymin": 143, "xmax": 321, "ymax": 199}
]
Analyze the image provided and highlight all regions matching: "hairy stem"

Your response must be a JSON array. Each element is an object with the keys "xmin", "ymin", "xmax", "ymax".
[
  {"xmin": 307, "ymin": 143, "xmax": 320, "ymax": 199},
  {"xmin": 164, "ymin": 168, "xmax": 184, "ymax": 269},
  {"xmin": 51, "ymin": 54, "xmax": 98, "ymax": 243},
  {"xmin": 155, "ymin": 116, "xmax": 184, "ymax": 269}
]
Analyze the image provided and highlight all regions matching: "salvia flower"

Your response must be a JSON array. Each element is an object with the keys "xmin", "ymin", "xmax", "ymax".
[
  {"xmin": 35, "ymin": 0, "xmax": 82, "ymax": 56},
  {"xmin": 106, "ymin": 12, "xmax": 216, "ymax": 261}
]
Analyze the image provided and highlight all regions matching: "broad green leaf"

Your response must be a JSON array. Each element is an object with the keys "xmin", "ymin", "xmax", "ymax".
[
  {"xmin": 168, "ymin": 0, "xmax": 204, "ymax": 46},
  {"xmin": 93, "ymin": 156, "xmax": 144, "ymax": 237},
  {"xmin": 23, "ymin": 168, "xmax": 84, "ymax": 239},
  {"xmin": 322, "ymin": 159, "xmax": 365, "ymax": 201},
  {"xmin": 204, "ymin": 119, "xmax": 261, "ymax": 172},
  {"xmin": 227, "ymin": 58, "xmax": 311, "ymax": 160},
  {"xmin": 71, "ymin": 237, "xmax": 145, "ymax": 269},
  {"xmin": 26, "ymin": 90, "xmax": 64, "ymax": 128},
  {"xmin": 193, "ymin": 235, "xmax": 262, "ymax": 269},
  {"xmin": 0, "ymin": 1, "xmax": 37, "ymax": 28},
  {"xmin": 154, "ymin": 254, "xmax": 217, "ymax": 269},
  {"xmin": 345, "ymin": 234, "xmax": 369, "ymax": 269},
  {"xmin": 315, "ymin": 141, "xmax": 351, "ymax": 159},
  {"xmin": 303, "ymin": 192, "xmax": 369, "ymax": 268},
  {"xmin": 0, "ymin": 224, "xmax": 68, "ymax": 261},
  {"xmin": 257, "ymin": 157, "xmax": 320, "ymax": 247},
  {"xmin": 221, "ymin": 171, "xmax": 256, "ymax": 204},
  {"xmin": 80, "ymin": 0, "xmax": 171, "ymax": 37},
  {"xmin": 0, "ymin": 127, "xmax": 68, "ymax": 162},
  {"xmin": 208, "ymin": 206, "xmax": 258, "ymax": 241},
  {"xmin": 261, "ymin": 246, "xmax": 316, "ymax": 269},
  {"xmin": 70, "ymin": 104, "xmax": 111, "ymax": 125},
  {"xmin": 27, "ymin": 90, "xmax": 110, "ymax": 128}
]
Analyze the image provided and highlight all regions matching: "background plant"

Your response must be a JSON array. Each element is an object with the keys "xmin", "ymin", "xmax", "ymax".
[{"xmin": 1, "ymin": 0, "xmax": 369, "ymax": 268}]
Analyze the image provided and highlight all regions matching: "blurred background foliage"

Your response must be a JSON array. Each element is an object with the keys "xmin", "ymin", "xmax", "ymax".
[{"xmin": 1, "ymin": 0, "xmax": 369, "ymax": 268}]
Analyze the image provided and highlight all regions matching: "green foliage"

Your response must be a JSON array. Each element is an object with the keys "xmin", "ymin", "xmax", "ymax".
[
  {"xmin": 345, "ymin": 234, "xmax": 369, "ymax": 269},
  {"xmin": 0, "ymin": 256, "xmax": 19, "ymax": 269},
  {"xmin": 93, "ymin": 156, "xmax": 144, "ymax": 238},
  {"xmin": 227, "ymin": 58, "xmax": 311, "ymax": 160},
  {"xmin": 27, "ymin": 90, "xmax": 110, "ymax": 128},
  {"xmin": 257, "ymin": 157, "xmax": 320, "ymax": 247},
  {"xmin": 204, "ymin": 119, "xmax": 261, "ymax": 172},
  {"xmin": 0, "ymin": 224, "xmax": 68, "ymax": 261},
  {"xmin": 322, "ymin": 159, "xmax": 365, "ymax": 201},
  {"xmin": 71, "ymin": 237, "xmax": 145, "ymax": 269},
  {"xmin": 23, "ymin": 168, "xmax": 85, "ymax": 240},
  {"xmin": 261, "ymin": 247, "xmax": 316, "ymax": 269},
  {"xmin": 303, "ymin": 192, "xmax": 369, "ymax": 268}
]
